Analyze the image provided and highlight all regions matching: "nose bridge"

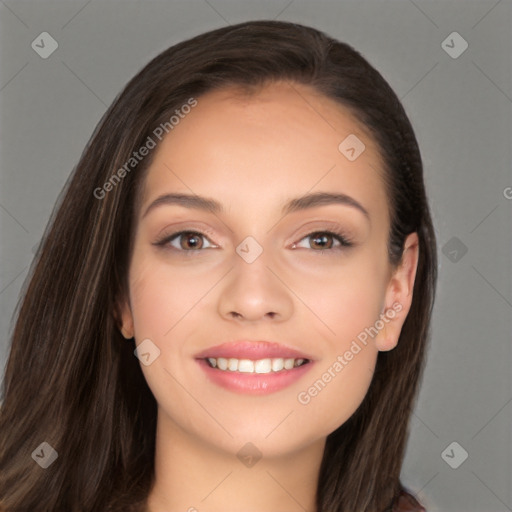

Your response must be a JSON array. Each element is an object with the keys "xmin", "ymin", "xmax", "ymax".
[
  {"xmin": 234, "ymin": 240, "xmax": 272, "ymax": 285},
  {"xmin": 231, "ymin": 236, "xmax": 278, "ymax": 296},
  {"xmin": 217, "ymin": 235, "xmax": 293, "ymax": 321}
]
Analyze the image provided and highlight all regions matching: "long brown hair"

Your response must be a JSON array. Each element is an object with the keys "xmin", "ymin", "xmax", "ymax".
[{"xmin": 0, "ymin": 20, "xmax": 437, "ymax": 512}]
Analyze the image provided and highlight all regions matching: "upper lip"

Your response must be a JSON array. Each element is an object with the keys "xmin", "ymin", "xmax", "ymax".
[{"xmin": 194, "ymin": 340, "xmax": 313, "ymax": 361}]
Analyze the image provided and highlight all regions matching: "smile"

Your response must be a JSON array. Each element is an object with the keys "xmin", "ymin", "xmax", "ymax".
[
  {"xmin": 197, "ymin": 357, "xmax": 313, "ymax": 395},
  {"xmin": 206, "ymin": 357, "xmax": 309, "ymax": 374}
]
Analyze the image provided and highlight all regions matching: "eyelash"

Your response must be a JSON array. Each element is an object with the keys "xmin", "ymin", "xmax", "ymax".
[
  {"xmin": 153, "ymin": 229, "xmax": 354, "ymax": 254},
  {"xmin": 293, "ymin": 230, "xmax": 354, "ymax": 252}
]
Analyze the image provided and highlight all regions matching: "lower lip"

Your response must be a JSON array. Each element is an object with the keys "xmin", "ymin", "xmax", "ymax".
[{"xmin": 196, "ymin": 359, "xmax": 314, "ymax": 395}]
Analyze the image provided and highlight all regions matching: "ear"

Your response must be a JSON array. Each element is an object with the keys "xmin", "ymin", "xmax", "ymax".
[
  {"xmin": 113, "ymin": 293, "xmax": 135, "ymax": 340},
  {"xmin": 375, "ymin": 232, "xmax": 419, "ymax": 352}
]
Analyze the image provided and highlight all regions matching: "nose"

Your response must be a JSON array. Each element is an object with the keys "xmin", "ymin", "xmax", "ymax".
[{"xmin": 217, "ymin": 247, "xmax": 294, "ymax": 323}]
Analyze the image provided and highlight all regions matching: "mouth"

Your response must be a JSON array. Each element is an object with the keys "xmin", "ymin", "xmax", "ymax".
[
  {"xmin": 195, "ymin": 340, "xmax": 314, "ymax": 395},
  {"xmin": 204, "ymin": 356, "xmax": 310, "ymax": 373}
]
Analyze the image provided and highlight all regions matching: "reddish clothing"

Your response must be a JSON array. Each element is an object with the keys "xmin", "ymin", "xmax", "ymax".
[{"xmin": 392, "ymin": 489, "xmax": 426, "ymax": 511}]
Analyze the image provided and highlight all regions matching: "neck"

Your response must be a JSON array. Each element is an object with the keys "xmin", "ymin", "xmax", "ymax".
[{"xmin": 146, "ymin": 409, "xmax": 325, "ymax": 512}]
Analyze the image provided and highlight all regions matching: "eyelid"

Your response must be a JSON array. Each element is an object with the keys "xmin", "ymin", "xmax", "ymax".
[
  {"xmin": 290, "ymin": 220, "xmax": 355, "ymax": 243},
  {"xmin": 293, "ymin": 229, "xmax": 354, "ymax": 250},
  {"xmin": 153, "ymin": 228, "xmax": 218, "ymax": 250},
  {"xmin": 153, "ymin": 224, "xmax": 355, "ymax": 252},
  {"xmin": 154, "ymin": 221, "xmax": 217, "ymax": 240}
]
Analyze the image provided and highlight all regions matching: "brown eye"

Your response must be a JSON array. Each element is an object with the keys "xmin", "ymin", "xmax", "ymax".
[
  {"xmin": 154, "ymin": 230, "xmax": 216, "ymax": 251},
  {"xmin": 309, "ymin": 233, "xmax": 334, "ymax": 250},
  {"xmin": 179, "ymin": 232, "xmax": 204, "ymax": 250},
  {"xmin": 293, "ymin": 230, "xmax": 354, "ymax": 252}
]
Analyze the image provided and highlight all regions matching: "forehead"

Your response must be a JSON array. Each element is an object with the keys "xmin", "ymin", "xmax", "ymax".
[{"xmin": 139, "ymin": 81, "xmax": 388, "ymax": 224}]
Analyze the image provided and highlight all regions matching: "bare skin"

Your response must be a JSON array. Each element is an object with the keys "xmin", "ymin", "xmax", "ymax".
[{"xmin": 118, "ymin": 81, "xmax": 419, "ymax": 512}]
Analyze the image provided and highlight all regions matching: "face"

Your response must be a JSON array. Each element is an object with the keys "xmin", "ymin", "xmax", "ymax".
[{"xmin": 118, "ymin": 81, "xmax": 418, "ymax": 457}]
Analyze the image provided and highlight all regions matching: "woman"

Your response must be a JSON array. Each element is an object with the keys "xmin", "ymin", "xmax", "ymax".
[{"xmin": 0, "ymin": 20, "xmax": 437, "ymax": 512}]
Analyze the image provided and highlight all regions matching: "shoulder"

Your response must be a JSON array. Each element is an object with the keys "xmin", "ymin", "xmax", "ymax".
[{"xmin": 391, "ymin": 489, "xmax": 426, "ymax": 512}]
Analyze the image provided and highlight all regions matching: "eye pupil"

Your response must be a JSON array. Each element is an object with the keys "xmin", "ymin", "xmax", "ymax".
[
  {"xmin": 182, "ymin": 233, "xmax": 202, "ymax": 249},
  {"xmin": 311, "ymin": 233, "xmax": 332, "ymax": 249}
]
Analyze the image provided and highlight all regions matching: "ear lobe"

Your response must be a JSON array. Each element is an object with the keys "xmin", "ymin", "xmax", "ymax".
[
  {"xmin": 375, "ymin": 232, "xmax": 419, "ymax": 352},
  {"xmin": 113, "ymin": 295, "xmax": 134, "ymax": 340},
  {"xmin": 374, "ymin": 306, "xmax": 400, "ymax": 352}
]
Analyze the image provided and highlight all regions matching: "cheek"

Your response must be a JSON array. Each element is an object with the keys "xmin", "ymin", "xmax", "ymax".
[
  {"xmin": 296, "ymin": 348, "xmax": 378, "ymax": 438},
  {"xmin": 127, "ymin": 258, "xmax": 209, "ymax": 427},
  {"xmin": 128, "ymin": 254, "xmax": 208, "ymax": 339},
  {"xmin": 290, "ymin": 253, "xmax": 385, "ymax": 433},
  {"xmin": 295, "ymin": 252, "xmax": 387, "ymax": 344},
  {"xmin": 131, "ymin": 281, "xmax": 179, "ymax": 336}
]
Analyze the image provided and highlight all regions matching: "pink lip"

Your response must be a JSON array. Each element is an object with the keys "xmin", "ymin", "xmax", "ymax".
[
  {"xmin": 196, "ymin": 358, "xmax": 314, "ymax": 395},
  {"xmin": 194, "ymin": 340, "xmax": 315, "ymax": 395},
  {"xmin": 194, "ymin": 340, "xmax": 313, "ymax": 360}
]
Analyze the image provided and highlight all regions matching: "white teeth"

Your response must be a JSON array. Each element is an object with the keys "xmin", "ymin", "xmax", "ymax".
[
  {"xmin": 206, "ymin": 357, "xmax": 308, "ymax": 374},
  {"xmin": 254, "ymin": 358, "xmax": 272, "ymax": 374},
  {"xmin": 238, "ymin": 359, "xmax": 254, "ymax": 373},
  {"xmin": 217, "ymin": 357, "xmax": 228, "ymax": 370},
  {"xmin": 271, "ymin": 358, "xmax": 284, "ymax": 372},
  {"xmin": 284, "ymin": 358, "xmax": 295, "ymax": 370}
]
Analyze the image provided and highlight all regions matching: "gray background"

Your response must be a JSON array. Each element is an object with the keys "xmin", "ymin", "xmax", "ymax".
[{"xmin": 1, "ymin": 1, "xmax": 511, "ymax": 511}]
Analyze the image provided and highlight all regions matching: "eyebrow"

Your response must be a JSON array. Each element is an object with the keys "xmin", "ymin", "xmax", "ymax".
[{"xmin": 142, "ymin": 191, "xmax": 370, "ymax": 221}]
